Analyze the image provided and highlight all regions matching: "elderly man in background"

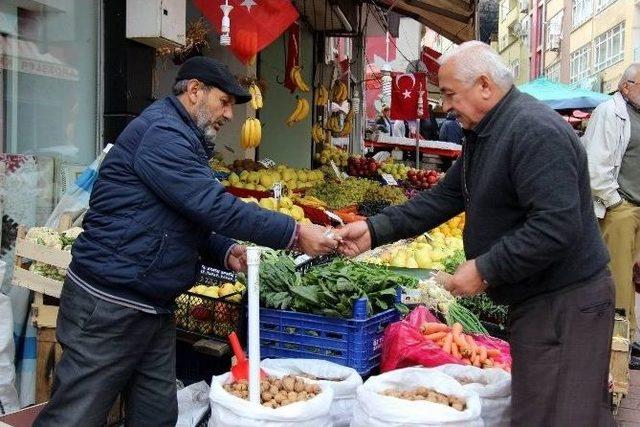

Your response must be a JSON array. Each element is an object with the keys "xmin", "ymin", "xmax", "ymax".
[
  {"xmin": 338, "ymin": 41, "xmax": 614, "ymax": 426},
  {"xmin": 583, "ymin": 63, "xmax": 640, "ymax": 369}
]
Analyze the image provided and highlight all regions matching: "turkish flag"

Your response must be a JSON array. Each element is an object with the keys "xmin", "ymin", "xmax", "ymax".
[
  {"xmin": 421, "ymin": 46, "xmax": 441, "ymax": 86},
  {"xmin": 193, "ymin": 0, "xmax": 299, "ymax": 64},
  {"xmin": 390, "ymin": 72, "xmax": 429, "ymax": 120}
]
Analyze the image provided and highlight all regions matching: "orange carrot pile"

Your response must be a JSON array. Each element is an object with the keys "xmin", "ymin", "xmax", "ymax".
[{"xmin": 420, "ymin": 322, "xmax": 510, "ymax": 372}]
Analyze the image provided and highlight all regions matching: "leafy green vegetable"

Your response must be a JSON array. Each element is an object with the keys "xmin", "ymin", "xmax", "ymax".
[
  {"xmin": 443, "ymin": 249, "xmax": 466, "ymax": 274},
  {"xmin": 458, "ymin": 294, "xmax": 508, "ymax": 326},
  {"xmin": 259, "ymin": 251, "xmax": 417, "ymax": 318}
]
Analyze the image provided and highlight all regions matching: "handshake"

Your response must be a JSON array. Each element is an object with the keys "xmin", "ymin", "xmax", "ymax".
[
  {"xmin": 295, "ymin": 221, "xmax": 372, "ymax": 257},
  {"xmin": 226, "ymin": 221, "xmax": 373, "ymax": 273}
]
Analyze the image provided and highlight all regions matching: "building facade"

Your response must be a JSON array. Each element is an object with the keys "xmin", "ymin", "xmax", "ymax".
[{"xmin": 498, "ymin": 0, "xmax": 640, "ymax": 92}]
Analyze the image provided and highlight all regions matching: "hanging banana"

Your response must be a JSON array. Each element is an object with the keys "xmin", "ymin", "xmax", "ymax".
[
  {"xmin": 314, "ymin": 84, "xmax": 329, "ymax": 106},
  {"xmin": 286, "ymin": 98, "xmax": 310, "ymax": 126},
  {"xmin": 240, "ymin": 117, "xmax": 262, "ymax": 149},
  {"xmin": 249, "ymin": 83, "xmax": 263, "ymax": 110},
  {"xmin": 290, "ymin": 66, "xmax": 310, "ymax": 92}
]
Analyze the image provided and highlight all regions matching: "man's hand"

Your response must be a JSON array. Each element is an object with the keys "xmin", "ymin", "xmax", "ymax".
[
  {"xmin": 335, "ymin": 221, "xmax": 372, "ymax": 257},
  {"xmin": 226, "ymin": 244, "xmax": 247, "ymax": 273},
  {"xmin": 297, "ymin": 224, "xmax": 341, "ymax": 256},
  {"xmin": 445, "ymin": 259, "xmax": 488, "ymax": 297}
]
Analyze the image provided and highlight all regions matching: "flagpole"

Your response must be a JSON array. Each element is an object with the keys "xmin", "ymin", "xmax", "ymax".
[{"xmin": 415, "ymin": 119, "xmax": 420, "ymax": 169}]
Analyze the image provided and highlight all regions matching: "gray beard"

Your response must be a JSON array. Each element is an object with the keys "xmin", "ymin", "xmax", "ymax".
[{"xmin": 195, "ymin": 103, "xmax": 218, "ymax": 145}]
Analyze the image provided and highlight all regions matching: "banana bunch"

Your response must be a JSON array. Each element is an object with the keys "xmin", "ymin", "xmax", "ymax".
[
  {"xmin": 314, "ymin": 84, "xmax": 329, "ymax": 106},
  {"xmin": 248, "ymin": 83, "xmax": 263, "ymax": 110},
  {"xmin": 311, "ymin": 123, "xmax": 327, "ymax": 144},
  {"xmin": 339, "ymin": 107, "xmax": 355, "ymax": 137},
  {"xmin": 326, "ymin": 113, "xmax": 342, "ymax": 133},
  {"xmin": 331, "ymin": 82, "xmax": 348, "ymax": 103},
  {"xmin": 286, "ymin": 97, "xmax": 310, "ymax": 126},
  {"xmin": 240, "ymin": 117, "xmax": 262, "ymax": 149},
  {"xmin": 290, "ymin": 66, "xmax": 310, "ymax": 92}
]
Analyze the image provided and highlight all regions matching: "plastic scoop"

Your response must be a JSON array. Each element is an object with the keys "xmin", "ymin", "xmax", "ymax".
[{"xmin": 228, "ymin": 331, "xmax": 266, "ymax": 382}]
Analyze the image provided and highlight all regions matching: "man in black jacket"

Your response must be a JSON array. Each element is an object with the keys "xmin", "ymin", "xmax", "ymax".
[{"xmin": 338, "ymin": 41, "xmax": 614, "ymax": 426}]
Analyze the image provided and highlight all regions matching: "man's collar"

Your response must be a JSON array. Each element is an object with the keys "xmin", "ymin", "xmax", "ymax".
[{"xmin": 471, "ymin": 86, "xmax": 518, "ymax": 139}]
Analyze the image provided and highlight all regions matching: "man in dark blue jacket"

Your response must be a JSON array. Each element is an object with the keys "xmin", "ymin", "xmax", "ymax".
[
  {"xmin": 34, "ymin": 57, "xmax": 340, "ymax": 427},
  {"xmin": 438, "ymin": 111, "xmax": 464, "ymax": 144}
]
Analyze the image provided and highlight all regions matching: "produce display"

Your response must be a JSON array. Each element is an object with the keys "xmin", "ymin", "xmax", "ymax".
[
  {"xmin": 348, "ymin": 156, "xmax": 379, "ymax": 178},
  {"xmin": 314, "ymin": 84, "xmax": 330, "ymax": 106},
  {"xmin": 286, "ymin": 97, "xmax": 310, "ymax": 126},
  {"xmin": 379, "ymin": 386, "xmax": 466, "ymax": 411},
  {"xmin": 239, "ymin": 196, "xmax": 311, "ymax": 223},
  {"xmin": 315, "ymin": 144, "xmax": 348, "ymax": 168},
  {"xmin": 227, "ymin": 159, "xmax": 266, "ymax": 174},
  {"xmin": 362, "ymin": 234, "xmax": 463, "ymax": 270},
  {"xmin": 406, "ymin": 168, "xmax": 442, "ymax": 191},
  {"xmin": 357, "ymin": 199, "xmax": 389, "ymax": 217},
  {"xmin": 378, "ymin": 161, "xmax": 410, "ymax": 181},
  {"xmin": 248, "ymin": 82, "xmax": 263, "ymax": 110},
  {"xmin": 224, "ymin": 166, "xmax": 324, "ymax": 192},
  {"xmin": 307, "ymin": 178, "xmax": 380, "ymax": 210},
  {"xmin": 420, "ymin": 322, "xmax": 509, "ymax": 371},
  {"xmin": 259, "ymin": 250, "xmax": 417, "ymax": 318},
  {"xmin": 187, "ymin": 281, "xmax": 245, "ymax": 303},
  {"xmin": 331, "ymin": 81, "xmax": 349, "ymax": 103},
  {"xmin": 25, "ymin": 226, "xmax": 83, "ymax": 281},
  {"xmin": 222, "ymin": 375, "xmax": 322, "ymax": 408}
]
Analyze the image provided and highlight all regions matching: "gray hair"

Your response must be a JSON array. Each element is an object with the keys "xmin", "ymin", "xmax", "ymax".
[
  {"xmin": 437, "ymin": 41, "xmax": 514, "ymax": 91},
  {"xmin": 619, "ymin": 63, "xmax": 640, "ymax": 90},
  {"xmin": 172, "ymin": 79, "xmax": 214, "ymax": 95}
]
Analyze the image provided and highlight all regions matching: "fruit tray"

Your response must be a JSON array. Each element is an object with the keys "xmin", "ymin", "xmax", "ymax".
[{"xmin": 175, "ymin": 266, "xmax": 246, "ymax": 341}]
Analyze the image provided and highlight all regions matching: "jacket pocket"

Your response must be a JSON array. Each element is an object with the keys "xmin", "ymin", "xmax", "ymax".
[
  {"xmin": 579, "ymin": 300, "xmax": 612, "ymax": 314},
  {"xmin": 138, "ymin": 233, "xmax": 168, "ymax": 278}
]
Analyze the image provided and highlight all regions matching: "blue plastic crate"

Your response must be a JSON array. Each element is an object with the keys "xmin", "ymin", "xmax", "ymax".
[{"xmin": 259, "ymin": 297, "xmax": 400, "ymax": 376}]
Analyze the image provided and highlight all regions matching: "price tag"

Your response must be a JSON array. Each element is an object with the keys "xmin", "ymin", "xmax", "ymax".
[
  {"xmin": 401, "ymin": 288, "xmax": 422, "ymax": 305},
  {"xmin": 272, "ymin": 182, "xmax": 283, "ymax": 200},
  {"xmin": 258, "ymin": 158, "xmax": 276, "ymax": 168},
  {"xmin": 325, "ymin": 210, "xmax": 344, "ymax": 225},
  {"xmin": 294, "ymin": 254, "xmax": 312, "ymax": 266},
  {"xmin": 330, "ymin": 161, "xmax": 343, "ymax": 181},
  {"xmin": 381, "ymin": 173, "xmax": 398, "ymax": 186}
]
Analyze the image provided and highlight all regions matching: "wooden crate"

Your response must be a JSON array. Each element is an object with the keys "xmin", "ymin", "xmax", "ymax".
[{"xmin": 610, "ymin": 315, "xmax": 630, "ymax": 404}]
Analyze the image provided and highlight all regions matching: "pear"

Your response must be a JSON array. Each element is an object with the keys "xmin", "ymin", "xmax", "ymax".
[
  {"xmin": 259, "ymin": 198, "xmax": 275, "ymax": 210},
  {"xmin": 390, "ymin": 251, "xmax": 408, "ymax": 268},
  {"xmin": 259, "ymin": 174, "xmax": 274, "ymax": 188},
  {"xmin": 406, "ymin": 256, "xmax": 419, "ymax": 269},
  {"xmin": 228, "ymin": 172, "xmax": 240, "ymax": 185}
]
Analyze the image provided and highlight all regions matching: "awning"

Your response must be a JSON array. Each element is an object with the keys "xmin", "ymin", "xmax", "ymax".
[
  {"xmin": 375, "ymin": 0, "xmax": 476, "ymax": 44},
  {"xmin": 0, "ymin": 35, "xmax": 79, "ymax": 81},
  {"xmin": 518, "ymin": 77, "xmax": 610, "ymax": 110}
]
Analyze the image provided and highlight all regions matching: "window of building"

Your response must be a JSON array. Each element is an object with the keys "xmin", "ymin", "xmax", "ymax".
[
  {"xmin": 596, "ymin": 0, "xmax": 617, "ymax": 13},
  {"xmin": 570, "ymin": 44, "xmax": 591, "ymax": 83},
  {"xmin": 1, "ymin": 2, "xmax": 100, "ymax": 232},
  {"xmin": 572, "ymin": 0, "xmax": 592, "ymax": 28},
  {"xmin": 501, "ymin": 0, "xmax": 510, "ymax": 21},
  {"xmin": 511, "ymin": 59, "xmax": 520, "ymax": 80},
  {"xmin": 594, "ymin": 22, "xmax": 625, "ymax": 72},
  {"xmin": 500, "ymin": 34, "xmax": 509, "ymax": 51},
  {"xmin": 546, "ymin": 12, "xmax": 563, "ymax": 49},
  {"xmin": 546, "ymin": 62, "xmax": 561, "ymax": 82}
]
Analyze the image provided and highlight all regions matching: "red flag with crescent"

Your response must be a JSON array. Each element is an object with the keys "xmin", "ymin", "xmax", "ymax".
[{"xmin": 390, "ymin": 72, "xmax": 429, "ymax": 120}]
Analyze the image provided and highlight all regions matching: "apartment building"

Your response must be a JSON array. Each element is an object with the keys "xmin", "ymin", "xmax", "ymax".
[
  {"xmin": 498, "ymin": 0, "xmax": 640, "ymax": 93},
  {"xmin": 497, "ymin": 0, "xmax": 532, "ymax": 84}
]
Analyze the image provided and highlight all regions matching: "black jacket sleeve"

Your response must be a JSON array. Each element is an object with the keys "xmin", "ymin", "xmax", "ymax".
[{"xmin": 367, "ymin": 157, "xmax": 465, "ymax": 247}]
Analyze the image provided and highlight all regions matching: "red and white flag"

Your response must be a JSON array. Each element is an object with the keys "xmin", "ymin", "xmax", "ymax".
[
  {"xmin": 390, "ymin": 72, "xmax": 429, "ymax": 120},
  {"xmin": 194, "ymin": 0, "xmax": 299, "ymax": 64}
]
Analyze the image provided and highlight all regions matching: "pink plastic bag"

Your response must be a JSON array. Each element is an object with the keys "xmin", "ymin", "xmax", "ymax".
[{"xmin": 381, "ymin": 306, "xmax": 511, "ymax": 372}]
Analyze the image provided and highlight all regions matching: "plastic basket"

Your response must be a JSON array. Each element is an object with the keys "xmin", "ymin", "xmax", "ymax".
[
  {"xmin": 259, "ymin": 297, "xmax": 400, "ymax": 376},
  {"xmin": 175, "ymin": 266, "xmax": 245, "ymax": 341}
]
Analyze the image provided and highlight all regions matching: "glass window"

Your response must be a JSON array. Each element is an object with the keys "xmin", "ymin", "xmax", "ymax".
[
  {"xmin": 1, "ymin": 2, "xmax": 99, "ymax": 229},
  {"xmin": 546, "ymin": 12, "xmax": 563, "ymax": 49},
  {"xmin": 572, "ymin": 0, "xmax": 593, "ymax": 28},
  {"xmin": 501, "ymin": 0, "xmax": 510, "ymax": 21},
  {"xmin": 594, "ymin": 22, "xmax": 625, "ymax": 72},
  {"xmin": 596, "ymin": 0, "xmax": 617, "ymax": 12},
  {"xmin": 511, "ymin": 59, "xmax": 520, "ymax": 80},
  {"xmin": 546, "ymin": 62, "xmax": 561, "ymax": 82},
  {"xmin": 570, "ymin": 44, "xmax": 591, "ymax": 83}
]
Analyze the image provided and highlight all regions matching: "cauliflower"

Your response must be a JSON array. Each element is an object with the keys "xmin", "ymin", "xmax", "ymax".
[
  {"xmin": 29, "ymin": 262, "xmax": 66, "ymax": 281},
  {"xmin": 61, "ymin": 227, "xmax": 83, "ymax": 248},
  {"xmin": 25, "ymin": 227, "xmax": 63, "ymax": 250}
]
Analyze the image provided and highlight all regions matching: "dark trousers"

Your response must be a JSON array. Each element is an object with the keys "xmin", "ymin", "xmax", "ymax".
[
  {"xmin": 34, "ymin": 279, "xmax": 177, "ymax": 427},
  {"xmin": 509, "ymin": 272, "xmax": 615, "ymax": 427}
]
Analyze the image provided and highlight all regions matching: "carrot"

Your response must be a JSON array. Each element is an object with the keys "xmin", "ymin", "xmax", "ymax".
[
  {"xmin": 462, "ymin": 358, "xmax": 472, "ymax": 365},
  {"xmin": 442, "ymin": 332, "xmax": 453, "ymax": 354},
  {"xmin": 451, "ymin": 342, "xmax": 461, "ymax": 359},
  {"xmin": 452, "ymin": 323, "xmax": 463, "ymax": 336},
  {"xmin": 425, "ymin": 331, "xmax": 448, "ymax": 342},
  {"xmin": 473, "ymin": 356, "xmax": 481, "ymax": 367},
  {"xmin": 486, "ymin": 348, "xmax": 501, "ymax": 357},
  {"xmin": 421, "ymin": 322, "xmax": 450, "ymax": 335},
  {"xmin": 466, "ymin": 335, "xmax": 477, "ymax": 352},
  {"xmin": 454, "ymin": 332, "xmax": 468, "ymax": 349},
  {"xmin": 478, "ymin": 346, "xmax": 488, "ymax": 363}
]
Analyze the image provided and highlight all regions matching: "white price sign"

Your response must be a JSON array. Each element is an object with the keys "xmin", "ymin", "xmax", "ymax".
[
  {"xmin": 325, "ymin": 210, "xmax": 344, "ymax": 225},
  {"xmin": 381, "ymin": 173, "xmax": 398, "ymax": 186},
  {"xmin": 294, "ymin": 254, "xmax": 312, "ymax": 266},
  {"xmin": 272, "ymin": 182, "xmax": 283, "ymax": 200},
  {"xmin": 330, "ymin": 161, "xmax": 343, "ymax": 181},
  {"xmin": 258, "ymin": 158, "xmax": 276, "ymax": 168}
]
